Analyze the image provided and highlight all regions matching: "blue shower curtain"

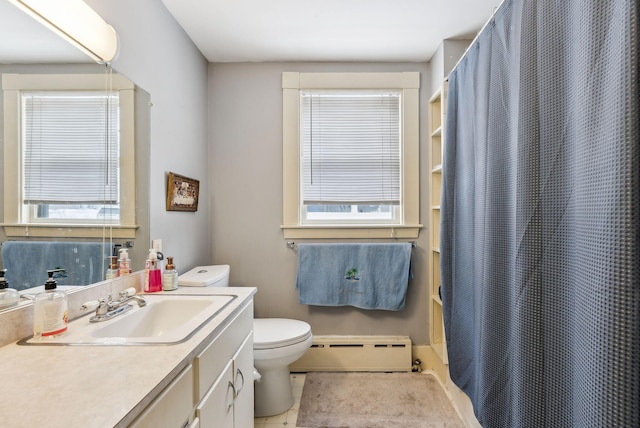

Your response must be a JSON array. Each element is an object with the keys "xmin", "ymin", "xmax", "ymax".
[{"xmin": 440, "ymin": 0, "xmax": 639, "ymax": 426}]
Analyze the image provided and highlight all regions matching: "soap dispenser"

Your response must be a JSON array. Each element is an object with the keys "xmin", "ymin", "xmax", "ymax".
[
  {"xmin": 0, "ymin": 269, "xmax": 19, "ymax": 310},
  {"xmin": 147, "ymin": 249, "xmax": 162, "ymax": 292},
  {"xmin": 162, "ymin": 257, "xmax": 178, "ymax": 291},
  {"xmin": 118, "ymin": 248, "xmax": 132, "ymax": 277},
  {"xmin": 33, "ymin": 270, "xmax": 68, "ymax": 339}
]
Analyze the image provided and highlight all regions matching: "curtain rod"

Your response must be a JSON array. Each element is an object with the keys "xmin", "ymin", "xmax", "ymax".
[{"xmin": 447, "ymin": 0, "xmax": 508, "ymax": 79}]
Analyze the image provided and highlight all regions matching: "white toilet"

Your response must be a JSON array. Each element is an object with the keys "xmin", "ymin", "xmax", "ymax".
[{"xmin": 178, "ymin": 265, "xmax": 313, "ymax": 417}]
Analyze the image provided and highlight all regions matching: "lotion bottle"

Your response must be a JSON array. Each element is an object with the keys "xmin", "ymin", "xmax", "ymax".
[
  {"xmin": 162, "ymin": 257, "xmax": 178, "ymax": 291},
  {"xmin": 0, "ymin": 269, "xmax": 19, "ymax": 310},
  {"xmin": 106, "ymin": 256, "xmax": 118, "ymax": 280},
  {"xmin": 33, "ymin": 270, "xmax": 68, "ymax": 339}
]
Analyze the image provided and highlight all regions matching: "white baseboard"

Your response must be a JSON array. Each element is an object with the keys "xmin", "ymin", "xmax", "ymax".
[{"xmin": 289, "ymin": 335, "xmax": 412, "ymax": 372}]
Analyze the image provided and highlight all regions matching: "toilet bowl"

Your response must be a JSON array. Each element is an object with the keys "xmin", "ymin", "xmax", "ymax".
[
  {"xmin": 178, "ymin": 265, "xmax": 313, "ymax": 417},
  {"xmin": 253, "ymin": 318, "xmax": 312, "ymax": 417}
]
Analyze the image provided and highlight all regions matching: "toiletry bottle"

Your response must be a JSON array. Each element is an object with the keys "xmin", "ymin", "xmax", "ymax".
[
  {"xmin": 33, "ymin": 270, "xmax": 68, "ymax": 339},
  {"xmin": 118, "ymin": 248, "xmax": 132, "ymax": 277},
  {"xmin": 162, "ymin": 257, "xmax": 178, "ymax": 291},
  {"xmin": 144, "ymin": 252, "xmax": 151, "ymax": 292},
  {"xmin": 144, "ymin": 248, "xmax": 156, "ymax": 292},
  {"xmin": 0, "ymin": 269, "xmax": 19, "ymax": 310},
  {"xmin": 106, "ymin": 256, "xmax": 118, "ymax": 280},
  {"xmin": 148, "ymin": 249, "xmax": 162, "ymax": 292}
]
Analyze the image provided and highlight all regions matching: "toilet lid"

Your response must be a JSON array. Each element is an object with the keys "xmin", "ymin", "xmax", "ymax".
[
  {"xmin": 253, "ymin": 319, "xmax": 312, "ymax": 350},
  {"xmin": 178, "ymin": 265, "xmax": 229, "ymax": 286}
]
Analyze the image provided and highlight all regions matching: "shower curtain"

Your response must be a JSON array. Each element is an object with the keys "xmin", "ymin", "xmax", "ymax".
[{"xmin": 440, "ymin": 0, "xmax": 639, "ymax": 426}]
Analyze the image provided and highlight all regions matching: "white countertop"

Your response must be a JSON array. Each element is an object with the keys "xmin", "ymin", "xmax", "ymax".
[{"xmin": 0, "ymin": 286, "xmax": 256, "ymax": 428}]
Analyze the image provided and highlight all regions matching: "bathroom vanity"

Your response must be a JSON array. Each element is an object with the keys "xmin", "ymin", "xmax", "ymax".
[{"xmin": 0, "ymin": 285, "xmax": 256, "ymax": 428}]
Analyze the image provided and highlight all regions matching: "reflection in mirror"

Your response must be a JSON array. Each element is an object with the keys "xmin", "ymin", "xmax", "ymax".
[
  {"xmin": 6, "ymin": 0, "xmax": 119, "ymax": 64},
  {"xmin": 0, "ymin": 1, "xmax": 149, "ymax": 307}
]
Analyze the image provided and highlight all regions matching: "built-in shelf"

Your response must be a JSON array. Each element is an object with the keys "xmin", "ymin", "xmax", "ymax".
[
  {"xmin": 432, "ymin": 342, "xmax": 446, "ymax": 362},
  {"xmin": 428, "ymin": 84, "xmax": 448, "ymax": 366}
]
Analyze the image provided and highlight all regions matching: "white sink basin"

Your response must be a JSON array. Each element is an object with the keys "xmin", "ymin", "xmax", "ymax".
[{"xmin": 20, "ymin": 293, "xmax": 236, "ymax": 346}]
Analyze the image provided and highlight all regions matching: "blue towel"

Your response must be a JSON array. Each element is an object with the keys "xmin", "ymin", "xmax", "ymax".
[
  {"xmin": 1, "ymin": 241, "xmax": 111, "ymax": 291},
  {"xmin": 295, "ymin": 243, "xmax": 412, "ymax": 311}
]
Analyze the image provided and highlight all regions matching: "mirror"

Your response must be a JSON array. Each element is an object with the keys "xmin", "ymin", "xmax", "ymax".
[{"xmin": 0, "ymin": 1, "xmax": 149, "ymax": 301}]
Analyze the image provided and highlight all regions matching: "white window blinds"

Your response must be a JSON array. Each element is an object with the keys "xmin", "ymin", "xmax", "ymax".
[
  {"xmin": 22, "ymin": 91, "xmax": 120, "ymax": 204},
  {"xmin": 301, "ymin": 90, "xmax": 401, "ymax": 205}
]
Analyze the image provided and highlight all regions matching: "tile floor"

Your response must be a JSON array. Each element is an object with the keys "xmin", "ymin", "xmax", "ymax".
[{"xmin": 253, "ymin": 373, "xmax": 306, "ymax": 428}]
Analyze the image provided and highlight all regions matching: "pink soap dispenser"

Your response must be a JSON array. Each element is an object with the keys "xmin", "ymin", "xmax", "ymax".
[{"xmin": 147, "ymin": 249, "xmax": 162, "ymax": 292}]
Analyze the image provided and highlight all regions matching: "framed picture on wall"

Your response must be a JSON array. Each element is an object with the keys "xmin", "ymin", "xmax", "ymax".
[{"xmin": 166, "ymin": 172, "xmax": 199, "ymax": 212}]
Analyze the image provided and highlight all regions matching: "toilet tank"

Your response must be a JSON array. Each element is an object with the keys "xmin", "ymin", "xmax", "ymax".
[{"xmin": 178, "ymin": 265, "xmax": 230, "ymax": 287}]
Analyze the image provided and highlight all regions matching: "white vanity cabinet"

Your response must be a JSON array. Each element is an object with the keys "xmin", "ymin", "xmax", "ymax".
[
  {"xmin": 129, "ymin": 364, "xmax": 195, "ymax": 428},
  {"xmin": 0, "ymin": 286, "xmax": 258, "ymax": 428},
  {"xmin": 131, "ymin": 300, "xmax": 254, "ymax": 428},
  {"xmin": 195, "ymin": 334, "xmax": 253, "ymax": 427},
  {"xmin": 194, "ymin": 302, "xmax": 254, "ymax": 428}
]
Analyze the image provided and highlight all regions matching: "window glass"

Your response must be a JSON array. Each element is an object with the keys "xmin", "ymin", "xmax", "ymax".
[{"xmin": 300, "ymin": 90, "xmax": 401, "ymax": 224}]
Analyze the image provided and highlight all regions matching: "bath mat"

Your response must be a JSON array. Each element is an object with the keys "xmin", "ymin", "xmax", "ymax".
[{"xmin": 296, "ymin": 372, "xmax": 465, "ymax": 428}]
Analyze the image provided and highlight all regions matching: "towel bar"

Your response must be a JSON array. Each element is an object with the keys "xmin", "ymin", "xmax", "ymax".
[{"xmin": 286, "ymin": 241, "xmax": 416, "ymax": 249}]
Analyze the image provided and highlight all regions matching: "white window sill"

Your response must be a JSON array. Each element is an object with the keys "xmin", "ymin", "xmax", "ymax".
[
  {"xmin": 2, "ymin": 223, "xmax": 138, "ymax": 239},
  {"xmin": 281, "ymin": 224, "xmax": 422, "ymax": 239}
]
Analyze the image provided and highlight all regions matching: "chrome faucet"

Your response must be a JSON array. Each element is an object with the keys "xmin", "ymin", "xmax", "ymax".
[{"xmin": 81, "ymin": 287, "xmax": 147, "ymax": 323}]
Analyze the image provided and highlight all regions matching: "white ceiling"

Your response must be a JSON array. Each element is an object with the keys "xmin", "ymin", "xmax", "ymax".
[
  {"xmin": 161, "ymin": 0, "xmax": 502, "ymax": 62},
  {"xmin": 0, "ymin": 0, "xmax": 501, "ymax": 64},
  {"xmin": 0, "ymin": 0, "xmax": 91, "ymax": 64}
]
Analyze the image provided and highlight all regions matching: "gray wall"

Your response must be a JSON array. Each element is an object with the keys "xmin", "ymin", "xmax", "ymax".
[
  {"xmin": 429, "ymin": 39, "xmax": 472, "ymax": 95},
  {"xmin": 88, "ymin": 0, "xmax": 211, "ymax": 270},
  {"xmin": 208, "ymin": 62, "xmax": 433, "ymax": 345}
]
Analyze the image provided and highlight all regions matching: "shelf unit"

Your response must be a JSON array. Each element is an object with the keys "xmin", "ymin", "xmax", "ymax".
[{"xmin": 428, "ymin": 84, "xmax": 448, "ymax": 365}]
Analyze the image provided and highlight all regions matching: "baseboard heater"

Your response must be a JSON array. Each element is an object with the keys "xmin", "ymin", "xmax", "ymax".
[{"xmin": 289, "ymin": 335, "xmax": 412, "ymax": 372}]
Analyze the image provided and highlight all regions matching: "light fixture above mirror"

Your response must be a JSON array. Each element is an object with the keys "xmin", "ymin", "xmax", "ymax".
[{"xmin": 7, "ymin": 0, "xmax": 118, "ymax": 63}]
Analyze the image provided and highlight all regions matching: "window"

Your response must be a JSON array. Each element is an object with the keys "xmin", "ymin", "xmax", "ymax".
[
  {"xmin": 2, "ymin": 73, "xmax": 136, "ymax": 238},
  {"xmin": 282, "ymin": 72, "xmax": 422, "ymax": 239},
  {"xmin": 301, "ymin": 90, "xmax": 401, "ymax": 224}
]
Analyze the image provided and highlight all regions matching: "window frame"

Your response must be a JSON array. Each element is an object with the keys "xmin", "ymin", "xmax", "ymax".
[
  {"xmin": 282, "ymin": 72, "xmax": 422, "ymax": 239},
  {"xmin": 2, "ymin": 73, "xmax": 136, "ymax": 238}
]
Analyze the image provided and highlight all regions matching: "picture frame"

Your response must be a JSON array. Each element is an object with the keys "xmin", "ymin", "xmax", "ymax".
[{"xmin": 166, "ymin": 172, "xmax": 199, "ymax": 212}]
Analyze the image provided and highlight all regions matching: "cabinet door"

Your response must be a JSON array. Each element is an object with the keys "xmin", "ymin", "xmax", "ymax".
[
  {"xmin": 196, "ymin": 360, "xmax": 234, "ymax": 428},
  {"xmin": 130, "ymin": 364, "xmax": 194, "ymax": 428},
  {"xmin": 232, "ymin": 332, "xmax": 254, "ymax": 428},
  {"xmin": 195, "ymin": 302, "xmax": 253, "ymax": 403}
]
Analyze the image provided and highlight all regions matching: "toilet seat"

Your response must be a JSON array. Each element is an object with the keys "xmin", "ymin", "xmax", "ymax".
[{"xmin": 253, "ymin": 318, "xmax": 312, "ymax": 350}]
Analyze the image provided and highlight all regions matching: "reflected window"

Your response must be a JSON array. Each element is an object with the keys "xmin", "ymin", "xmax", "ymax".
[
  {"xmin": 22, "ymin": 91, "xmax": 120, "ymax": 223},
  {"xmin": 2, "ymin": 73, "xmax": 136, "ymax": 238}
]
